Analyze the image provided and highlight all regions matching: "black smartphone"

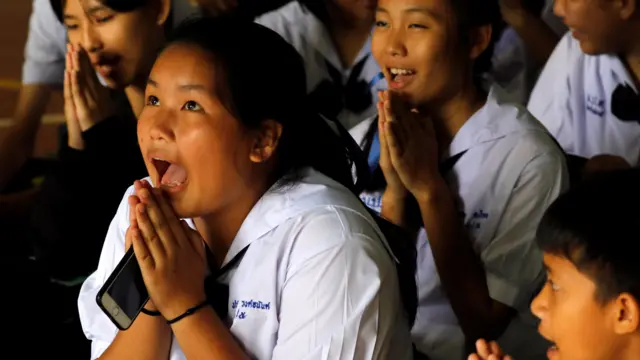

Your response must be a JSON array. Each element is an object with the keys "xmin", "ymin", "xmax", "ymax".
[{"xmin": 96, "ymin": 248, "xmax": 150, "ymax": 330}]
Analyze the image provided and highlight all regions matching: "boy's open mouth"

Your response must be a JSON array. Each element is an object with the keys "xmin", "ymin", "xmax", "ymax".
[{"xmin": 152, "ymin": 158, "xmax": 188, "ymax": 189}]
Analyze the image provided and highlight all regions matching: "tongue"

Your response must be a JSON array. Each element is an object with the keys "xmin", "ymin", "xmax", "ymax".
[
  {"xmin": 161, "ymin": 163, "xmax": 187, "ymax": 186},
  {"xmin": 394, "ymin": 74, "xmax": 414, "ymax": 83}
]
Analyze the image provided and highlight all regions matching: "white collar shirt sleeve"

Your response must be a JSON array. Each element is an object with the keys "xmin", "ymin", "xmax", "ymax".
[{"xmin": 22, "ymin": 0, "xmax": 67, "ymax": 85}]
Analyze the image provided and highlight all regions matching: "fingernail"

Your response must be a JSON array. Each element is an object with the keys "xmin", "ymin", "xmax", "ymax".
[
  {"xmin": 138, "ymin": 204, "xmax": 145, "ymax": 213},
  {"xmin": 140, "ymin": 189, "xmax": 149, "ymax": 199}
]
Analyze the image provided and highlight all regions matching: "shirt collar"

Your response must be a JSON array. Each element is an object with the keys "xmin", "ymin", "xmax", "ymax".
[
  {"xmin": 447, "ymin": 85, "xmax": 547, "ymax": 159},
  {"xmin": 220, "ymin": 168, "xmax": 376, "ymax": 267}
]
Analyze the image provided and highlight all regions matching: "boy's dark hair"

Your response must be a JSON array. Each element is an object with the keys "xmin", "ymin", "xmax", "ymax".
[{"xmin": 536, "ymin": 169, "xmax": 640, "ymax": 303}]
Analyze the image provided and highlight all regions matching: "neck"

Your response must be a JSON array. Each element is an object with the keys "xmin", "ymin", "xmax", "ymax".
[
  {"xmin": 194, "ymin": 178, "xmax": 273, "ymax": 269},
  {"xmin": 625, "ymin": 45, "xmax": 640, "ymax": 90},
  {"xmin": 325, "ymin": 4, "xmax": 373, "ymax": 67},
  {"xmin": 620, "ymin": 335, "xmax": 640, "ymax": 360},
  {"xmin": 124, "ymin": 83, "xmax": 146, "ymax": 117},
  {"xmin": 126, "ymin": 37, "xmax": 164, "ymax": 117},
  {"xmin": 423, "ymin": 82, "xmax": 485, "ymax": 155}
]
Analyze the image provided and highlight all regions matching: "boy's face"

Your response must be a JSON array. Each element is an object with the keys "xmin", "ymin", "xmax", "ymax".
[
  {"xmin": 531, "ymin": 253, "xmax": 624, "ymax": 360},
  {"xmin": 63, "ymin": 0, "xmax": 166, "ymax": 89},
  {"xmin": 553, "ymin": 0, "xmax": 632, "ymax": 55}
]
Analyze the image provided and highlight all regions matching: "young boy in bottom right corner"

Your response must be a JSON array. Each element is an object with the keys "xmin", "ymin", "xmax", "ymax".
[{"xmin": 470, "ymin": 168, "xmax": 640, "ymax": 360}]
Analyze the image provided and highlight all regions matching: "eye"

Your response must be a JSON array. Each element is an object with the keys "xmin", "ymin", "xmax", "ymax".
[
  {"xmin": 182, "ymin": 100, "xmax": 202, "ymax": 112},
  {"xmin": 374, "ymin": 20, "xmax": 388, "ymax": 28},
  {"xmin": 95, "ymin": 15, "xmax": 114, "ymax": 24},
  {"xmin": 547, "ymin": 279, "xmax": 560, "ymax": 292},
  {"xmin": 65, "ymin": 23, "xmax": 79, "ymax": 30},
  {"xmin": 408, "ymin": 23, "xmax": 428, "ymax": 29},
  {"xmin": 146, "ymin": 95, "xmax": 159, "ymax": 106}
]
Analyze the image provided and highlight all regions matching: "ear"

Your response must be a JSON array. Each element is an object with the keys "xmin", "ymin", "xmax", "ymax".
[
  {"xmin": 249, "ymin": 120, "xmax": 283, "ymax": 164},
  {"xmin": 615, "ymin": 0, "xmax": 636, "ymax": 20},
  {"xmin": 156, "ymin": 0, "xmax": 172, "ymax": 27},
  {"xmin": 612, "ymin": 293, "xmax": 640, "ymax": 335},
  {"xmin": 469, "ymin": 24, "xmax": 493, "ymax": 61}
]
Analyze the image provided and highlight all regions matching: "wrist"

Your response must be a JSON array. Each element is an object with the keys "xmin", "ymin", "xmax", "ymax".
[{"xmin": 412, "ymin": 177, "xmax": 449, "ymax": 205}]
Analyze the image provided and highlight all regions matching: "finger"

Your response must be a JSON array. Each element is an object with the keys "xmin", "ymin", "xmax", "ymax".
[
  {"xmin": 138, "ymin": 187, "xmax": 179, "ymax": 251},
  {"xmin": 467, "ymin": 355, "xmax": 481, "ymax": 360},
  {"xmin": 152, "ymin": 189, "xmax": 188, "ymax": 245},
  {"xmin": 136, "ymin": 203, "xmax": 167, "ymax": 263},
  {"xmin": 385, "ymin": 120, "xmax": 404, "ymax": 158},
  {"xmin": 476, "ymin": 339, "xmax": 491, "ymax": 358},
  {"xmin": 489, "ymin": 341, "xmax": 503, "ymax": 357},
  {"xmin": 182, "ymin": 220, "xmax": 205, "ymax": 259},
  {"xmin": 70, "ymin": 63, "xmax": 90, "ymax": 121},
  {"xmin": 131, "ymin": 227, "xmax": 155, "ymax": 270},
  {"xmin": 385, "ymin": 94, "xmax": 409, "ymax": 145},
  {"xmin": 128, "ymin": 195, "xmax": 141, "ymax": 228},
  {"xmin": 77, "ymin": 47, "xmax": 100, "ymax": 105},
  {"xmin": 134, "ymin": 180, "xmax": 153, "ymax": 204}
]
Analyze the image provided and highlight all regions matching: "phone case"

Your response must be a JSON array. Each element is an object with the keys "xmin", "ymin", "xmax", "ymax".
[{"xmin": 96, "ymin": 247, "xmax": 149, "ymax": 331}]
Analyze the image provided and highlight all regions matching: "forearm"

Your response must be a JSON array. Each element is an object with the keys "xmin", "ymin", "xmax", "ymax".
[
  {"xmin": 99, "ymin": 314, "xmax": 172, "ymax": 360},
  {"xmin": 416, "ymin": 180, "xmax": 504, "ymax": 340},
  {"xmin": 380, "ymin": 190, "xmax": 410, "ymax": 227},
  {"xmin": 509, "ymin": 12, "xmax": 560, "ymax": 67},
  {"xmin": 171, "ymin": 306, "xmax": 250, "ymax": 360},
  {"xmin": 0, "ymin": 85, "xmax": 53, "ymax": 190}
]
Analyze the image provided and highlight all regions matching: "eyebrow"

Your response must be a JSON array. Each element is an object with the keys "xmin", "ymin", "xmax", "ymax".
[
  {"xmin": 147, "ymin": 78, "xmax": 207, "ymax": 92},
  {"xmin": 63, "ymin": 5, "xmax": 108, "ymax": 20},
  {"xmin": 376, "ymin": 6, "xmax": 440, "ymax": 20}
]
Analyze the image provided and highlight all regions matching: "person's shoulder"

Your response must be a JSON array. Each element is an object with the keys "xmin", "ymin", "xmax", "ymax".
[
  {"xmin": 348, "ymin": 115, "xmax": 376, "ymax": 147},
  {"xmin": 255, "ymin": 1, "xmax": 306, "ymax": 35}
]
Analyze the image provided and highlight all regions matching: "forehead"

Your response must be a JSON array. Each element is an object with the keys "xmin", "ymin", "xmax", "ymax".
[{"xmin": 151, "ymin": 44, "xmax": 219, "ymax": 86}]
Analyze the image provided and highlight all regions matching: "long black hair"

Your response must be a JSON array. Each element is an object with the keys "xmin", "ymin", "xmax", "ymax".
[{"xmin": 166, "ymin": 17, "xmax": 417, "ymax": 325}]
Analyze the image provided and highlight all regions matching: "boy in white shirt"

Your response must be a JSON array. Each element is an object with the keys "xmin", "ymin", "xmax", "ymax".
[{"xmin": 528, "ymin": 0, "xmax": 640, "ymax": 166}]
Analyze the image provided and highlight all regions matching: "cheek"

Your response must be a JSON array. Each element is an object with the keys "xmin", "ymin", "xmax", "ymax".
[
  {"xmin": 371, "ymin": 31, "xmax": 387, "ymax": 64},
  {"xmin": 552, "ymin": 297, "xmax": 613, "ymax": 358}
]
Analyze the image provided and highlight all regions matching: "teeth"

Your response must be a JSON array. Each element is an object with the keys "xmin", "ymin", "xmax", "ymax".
[
  {"xmin": 389, "ymin": 68, "xmax": 415, "ymax": 75},
  {"xmin": 551, "ymin": 345, "xmax": 558, "ymax": 350}
]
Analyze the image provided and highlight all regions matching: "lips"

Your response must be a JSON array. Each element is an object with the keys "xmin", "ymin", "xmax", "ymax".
[
  {"xmin": 386, "ymin": 67, "xmax": 417, "ymax": 89},
  {"xmin": 151, "ymin": 157, "xmax": 188, "ymax": 193}
]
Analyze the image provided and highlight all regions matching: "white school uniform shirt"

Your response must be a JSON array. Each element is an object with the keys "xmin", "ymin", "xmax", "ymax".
[
  {"xmin": 351, "ymin": 85, "xmax": 569, "ymax": 360},
  {"xmin": 528, "ymin": 33, "xmax": 640, "ymax": 165},
  {"xmin": 77, "ymin": 169, "xmax": 413, "ymax": 360},
  {"xmin": 256, "ymin": 1, "xmax": 384, "ymax": 130},
  {"xmin": 22, "ymin": 0, "xmax": 200, "ymax": 86},
  {"xmin": 490, "ymin": 0, "xmax": 567, "ymax": 105}
]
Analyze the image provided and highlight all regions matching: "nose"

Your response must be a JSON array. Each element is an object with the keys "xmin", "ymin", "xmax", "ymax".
[
  {"xmin": 553, "ymin": 0, "xmax": 566, "ymax": 19},
  {"xmin": 530, "ymin": 283, "xmax": 549, "ymax": 321},
  {"xmin": 79, "ymin": 23, "xmax": 103, "ymax": 54},
  {"xmin": 142, "ymin": 109, "xmax": 176, "ymax": 144},
  {"xmin": 385, "ymin": 28, "xmax": 407, "ymax": 58}
]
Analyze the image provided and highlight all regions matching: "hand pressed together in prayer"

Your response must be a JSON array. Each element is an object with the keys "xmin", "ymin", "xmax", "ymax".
[{"xmin": 128, "ymin": 180, "xmax": 208, "ymax": 320}]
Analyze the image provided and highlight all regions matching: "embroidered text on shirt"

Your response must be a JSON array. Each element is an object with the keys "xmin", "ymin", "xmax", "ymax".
[{"xmin": 586, "ymin": 94, "xmax": 605, "ymax": 117}]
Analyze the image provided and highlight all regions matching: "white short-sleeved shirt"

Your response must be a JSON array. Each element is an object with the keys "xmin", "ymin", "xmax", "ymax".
[
  {"xmin": 351, "ymin": 86, "xmax": 568, "ymax": 360},
  {"xmin": 256, "ymin": 2, "xmax": 384, "ymax": 130},
  {"xmin": 528, "ymin": 33, "xmax": 640, "ymax": 165},
  {"xmin": 78, "ymin": 169, "xmax": 413, "ymax": 360},
  {"xmin": 490, "ymin": 0, "xmax": 567, "ymax": 105},
  {"xmin": 22, "ymin": 0, "xmax": 200, "ymax": 86}
]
